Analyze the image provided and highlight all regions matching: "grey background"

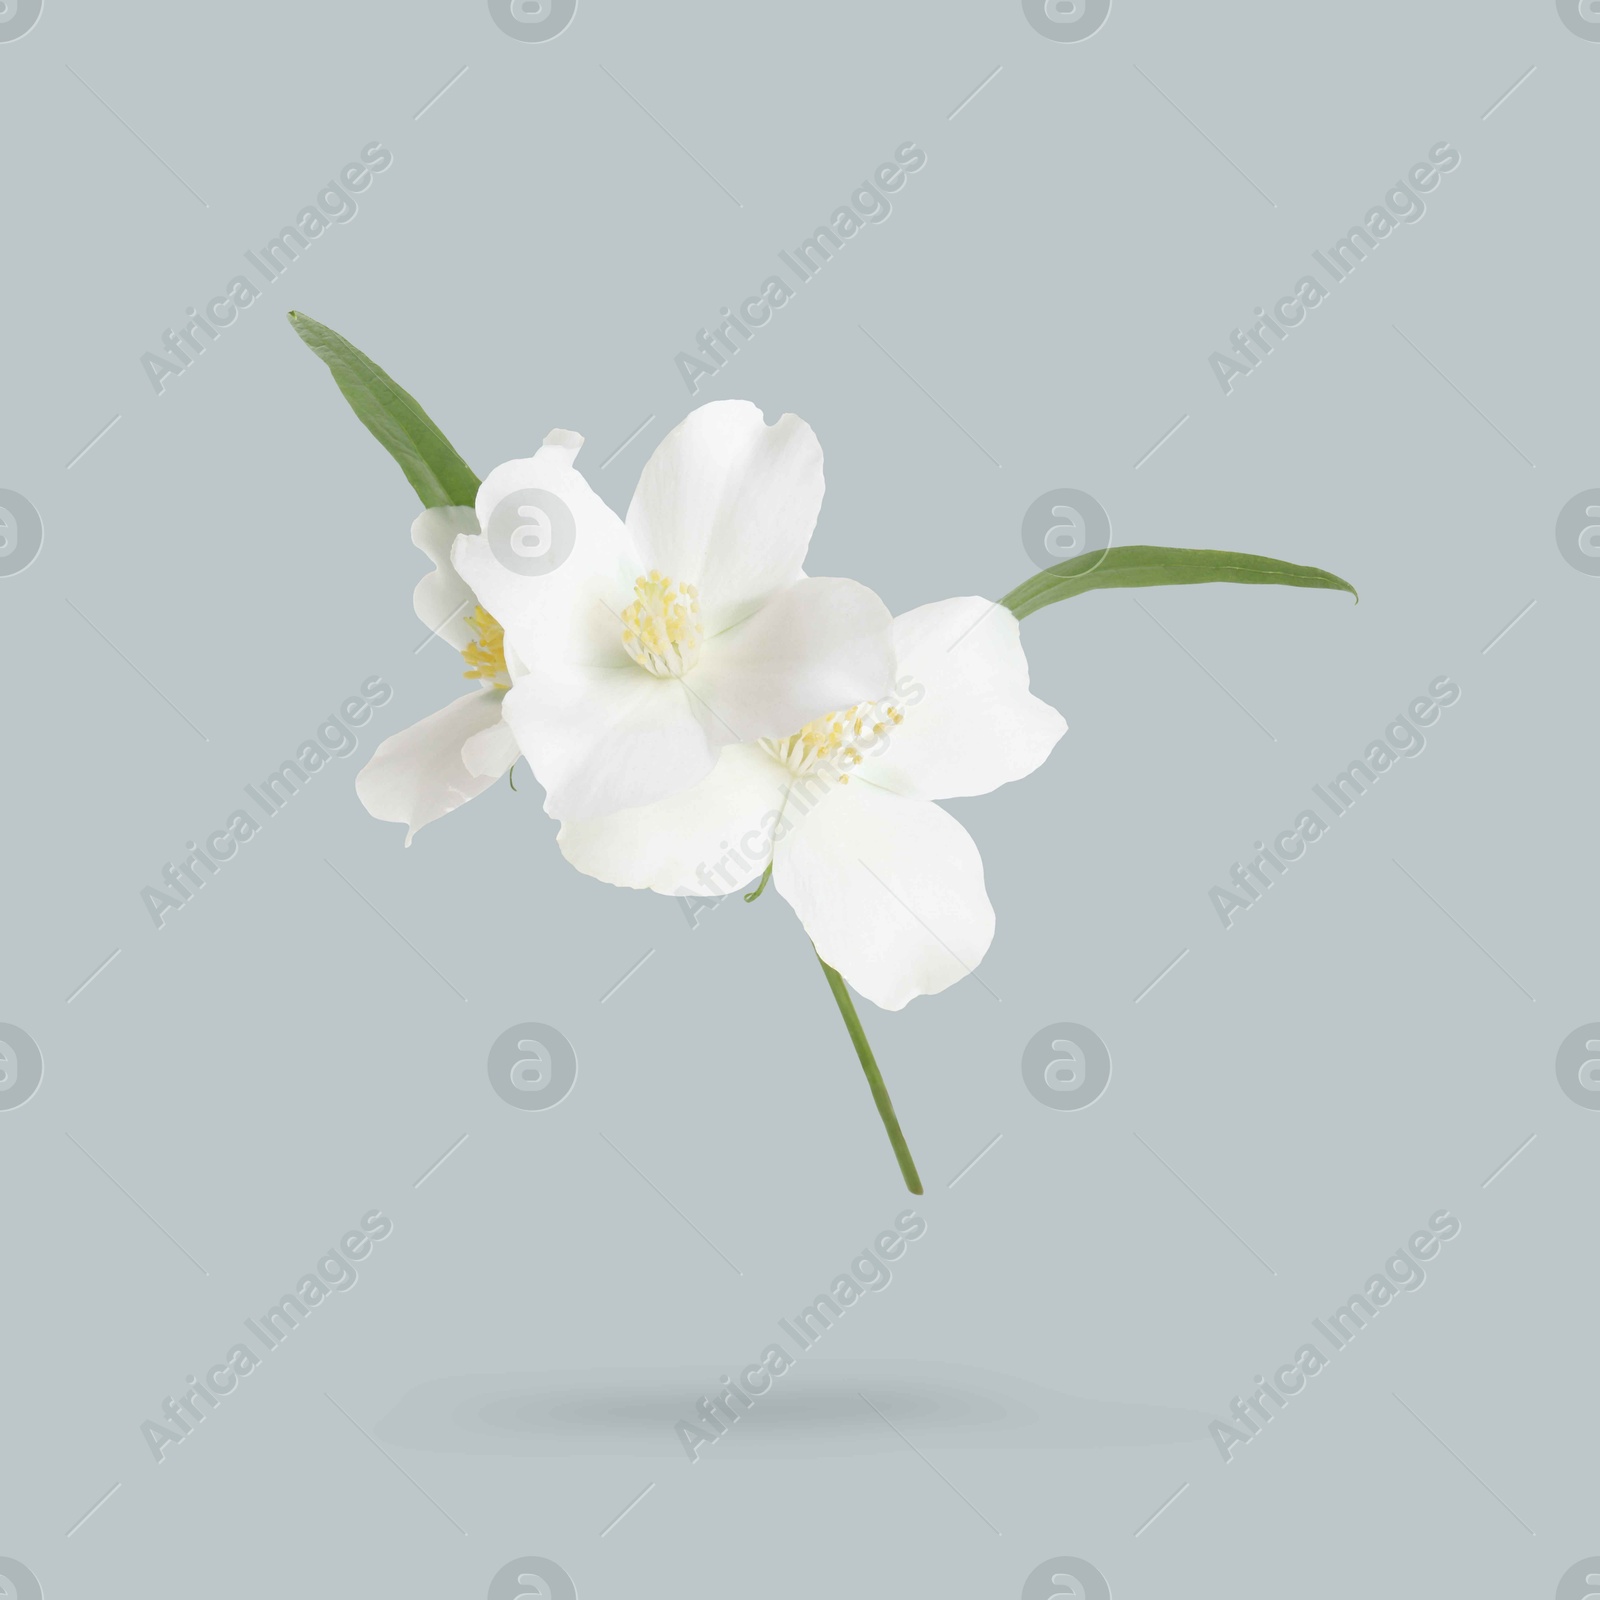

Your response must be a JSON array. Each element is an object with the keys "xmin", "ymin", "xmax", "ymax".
[{"xmin": 2, "ymin": 1, "xmax": 1595, "ymax": 1594}]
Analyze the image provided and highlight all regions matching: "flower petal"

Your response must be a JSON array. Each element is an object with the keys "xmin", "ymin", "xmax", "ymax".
[
  {"xmin": 460, "ymin": 716, "xmax": 521, "ymax": 780},
  {"xmin": 692, "ymin": 576, "xmax": 895, "ymax": 742},
  {"xmin": 625, "ymin": 400, "xmax": 823, "ymax": 632},
  {"xmin": 411, "ymin": 506, "xmax": 480, "ymax": 649},
  {"xmin": 496, "ymin": 662, "xmax": 718, "ymax": 821},
  {"xmin": 774, "ymin": 781, "xmax": 995, "ymax": 1010},
  {"xmin": 456, "ymin": 428, "xmax": 635, "ymax": 670},
  {"xmin": 869, "ymin": 597, "xmax": 1066, "ymax": 800},
  {"xmin": 355, "ymin": 690, "xmax": 513, "ymax": 845},
  {"xmin": 557, "ymin": 743, "xmax": 787, "ymax": 896}
]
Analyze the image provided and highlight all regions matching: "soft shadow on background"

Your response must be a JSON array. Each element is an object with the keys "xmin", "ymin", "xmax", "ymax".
[{"xmin": 377, "ymin": 1361, "xmax": 1213, "ymax": 1458}]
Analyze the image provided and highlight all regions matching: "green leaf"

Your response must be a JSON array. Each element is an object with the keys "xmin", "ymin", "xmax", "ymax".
[
  {"xmin": 1000, "ymin": 545, "xmax": 1357, "ymax": 620},
  {"xmin": 287, "ymin": 310, "xmax": 480, "ymax": 509}
]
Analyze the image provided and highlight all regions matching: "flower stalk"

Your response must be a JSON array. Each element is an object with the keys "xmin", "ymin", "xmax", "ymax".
[{"xmin": 816, "ymin": 952, "xmax": 923, "ymax": 1194}]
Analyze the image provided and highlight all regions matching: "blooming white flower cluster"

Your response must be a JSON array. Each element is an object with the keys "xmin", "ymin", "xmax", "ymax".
[{"xmin": 357, "ymin": 401, "xmax": 1065, "ymax": 1010}]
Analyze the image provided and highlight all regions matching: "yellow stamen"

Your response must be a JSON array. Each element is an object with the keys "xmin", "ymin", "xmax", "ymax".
[
  {"xmin": 762, "ymin": 695, "xmax": 908, "ymax": 782},
  {"xmin": 460, "ymin": 605, "xmax": 510, "ymax": 690},
  {"xmin": 620, "ymin": 571, "xmax": 705, "ymax": 677}
]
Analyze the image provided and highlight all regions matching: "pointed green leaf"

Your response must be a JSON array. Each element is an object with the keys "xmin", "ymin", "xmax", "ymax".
[
  {"xmin": 287, "ymin": 310, "xmax": 480, "ymax": 509},
  {"xmin": 1000, "ymin": 545, "xmax": 1357, "ymax": 620}
]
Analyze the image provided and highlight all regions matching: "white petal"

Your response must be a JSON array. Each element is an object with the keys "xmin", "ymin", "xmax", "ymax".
[
  {"xmin": 774, "ymin": 781, "xmax": 995, "ymax": 1010},
  {"xmin": 495, "ymin": 663, "xmax": 719, "ymax": 821},
  {"xmin": 625, "ymin": 400, "xmax": 823, "ymax": 632},
  {"xmin": 534, "ymin": 427, "xmax": 585, "ymax": 466},
  {"xmin": 557, "ymin": 744, "xmax": 787, "ymax": 896},
  {"xmin": 411, "ymin": 506, "xmax": 480, "ymax": 648},
  {"xmin": 460, "ymin": 717, "xmax": 521, "ymax": 780},
  {"xmin": 692, "ymin": 576, "xmax": 895, "ymax": 742},
  {"xmin": 455, "ymin": 538, "xmax": 631, "ymax": 680},
  {"xmin": 457, "ymin": 428, "xmax": 635, "ymax": 670},
  {"xmin": 868, "ymin": 597, "xmax": 1067, "ymax": 800},
  {"xmin": 355, "ymin": 691, "xmax": 513, "ymax": 845}
]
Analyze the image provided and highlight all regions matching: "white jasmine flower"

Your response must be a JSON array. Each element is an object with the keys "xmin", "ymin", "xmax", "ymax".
[
  {"xmin": 451, "ymin": 401, "xmax": 896, "ymax": 821},
  {"xmin": 354, "ymin": 506, "xmax": 522, "ymax": 843},
  {"xmin": 556, "ymin": 597, "xmax": 1067, "ymax": 1009}
]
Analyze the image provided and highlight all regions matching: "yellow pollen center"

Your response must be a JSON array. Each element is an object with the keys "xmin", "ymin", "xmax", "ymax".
[
  {"xmin": 460, "ymin": 605, "xmax": 511, "ymax": 690},
  {"xmin": 762, "ymin": 699, "xmax": 905, "ymax": 784},
  {"xmin": 621, "ymin": 571, "xmax": 703, "ymax": 677}
]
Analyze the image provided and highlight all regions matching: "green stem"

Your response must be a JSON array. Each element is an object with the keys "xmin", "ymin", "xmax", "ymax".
[{"xmin": 815, "ymin": 953, "xmax": 924, "ymax": 1195}]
